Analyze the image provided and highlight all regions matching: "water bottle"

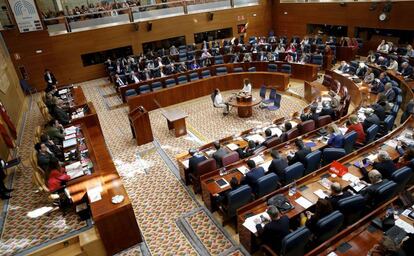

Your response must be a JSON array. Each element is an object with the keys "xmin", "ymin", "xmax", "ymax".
[{"xmin": 288, "ymin": 180, "xmax": 297, "ymax": 196}]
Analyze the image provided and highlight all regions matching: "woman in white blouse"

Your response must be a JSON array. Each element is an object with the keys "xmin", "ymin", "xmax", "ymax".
[
  {"xmin": 212, "ymin": 89, "xmax": 229, "ymax": 115},
  {"xmin": 241, "ymin": 78, "xmax": 252, "ymax": 94}
]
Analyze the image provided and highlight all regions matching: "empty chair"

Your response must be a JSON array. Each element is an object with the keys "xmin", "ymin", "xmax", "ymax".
[
  {"xmin": 322, "ymin": 75, "xmax": 333, "ymax": 88},
  {"xmin": 255, "ymin": 173, "xmax": 280, "ymax": 198},
  {"xmin": 233, "ymin": 67, "xmax": 244, "ymax": 73},
  {"xmin": 304, "ymin": 150, "xmax": 322, "ymax": 175},
  {"xmin": 322, "ymin": 148, "xmax": 346, "ymax": 166},
  {"xmin": 151, "ymin": 81, "xmax": 162, "ymax": 91},
  {"xmin": 139, "ymin": 84, "xmax": 150, "ymax": 94},
  {"xmin": 165, "ymin": 78, "xmax": 177, "ymax": 88},
  {"xmin": 248, "ymin": 67, "xmax": 256, "ymax": 72},
  {"xmin": 343, "ymin": 131, "xmax": 358, "ymax": 154},
  {"xmin": 187, "ymin": 51, "xmax": 195, "ymax": 60},
  {"xmin": 125, "ymin": 89, "xmax": 137, "ymax": 98},
  {"xmin": 221, "ymin": 151, "xmax": 240, "ymax": 167},
  {"xmin": 268, "ymin": 63, "xmax": 278, "ymax": 72},
  {"xmin": 188, "ymin": 159, "xmax": 217, "ymax": 194},
  {"xmin": 396, "ymin": 95, "xmax": 403, "ymax": 106},
  {"xmin": 337, "ymin": 195, "xmax": 366, "ymax": 226},
  {"xmin": 365, "ymin": 124, "xmax": 379, "ymax": 144},
  {"xmin": 391, "ymin": 167, "xmax": 413, "ymax": 193},
  {"xmin": 201, "ymin": 69, "xmax": 211, "ymax": 78},
  {"xmin": 259, "ymin": 85, "xmax": 267, "ymax": 100},
  {"xmin": 279, "ymin": 227, "xmax": 311, "ymax": 256},
  {"xmin": 380, "ymin": 115, "xmax": 395, "ymax": 135},
  {"xmin": 281, "ymin": 64, "xmax": 291, "ymax": 74},
  {"xmin": 263, "ymin": 88, "xmax": 277, "ymax": 104},
  {"xmin": 283, "ymin": 162, "xmax": 305, "ymax": 184},
  {"xmin": 178, "ymin": 52, "xmax": 187, "ymax": 62},
  {"xmin": 391, "ymin": 104, "xmax": 399, "ymax": 117},
  {"xmin": 215, "ymin": 66, "xmax": 228, "ymax": 76},
  {"xmin": 298, "ymin": 120, "xmax": 316, "ymax": 134},
  {"xmin": 285, "ymin": 128, "xmax": 300, "ymax": 141},
  {"xmin": 262, "ymin": 137, "xmax": 281, "ymax": 148},
  {"xmin": 311, "ymin": 54, "xmax": 323, "ymax": 66},
  {"xmin": 177, "ymin": 75, "xmax": 188, "ymax": 85},
  {"xmin": 371, "ymin": 180, "xmax": 398, "ymax": 207},
  {"xmin": 317, "ymin": 115, "xmax": 332, "ymax": 128},
  {"xmin": 189, "ymin": 72, "xmax": 199, "ymax": 81},
  {"xmin": 314, "ymin": 211, "xmax": 344, "ymax": 243},
  {"xmin": 214, "ymin": 55, "xmax": 224, "ymax": 64},
  {"xmin": 267, "ymin": 93, "xmax": 282, "ymax": 111},
  {"xmin": 220, "ymin": 185, "xmax": 252, "ymax": 226}
]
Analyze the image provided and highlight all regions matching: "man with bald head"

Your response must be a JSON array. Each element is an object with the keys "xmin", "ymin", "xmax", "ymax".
[
  {"xmin": 327, "ymin": 182, "xmax": 352, "ymax": 209},
  {"xmin": 360, "ymin": 170, "xmax": 389, "ymax": 208},
  {"xmin": 398, "ymin": 62, "xmax": 413, "ymax": 79}
]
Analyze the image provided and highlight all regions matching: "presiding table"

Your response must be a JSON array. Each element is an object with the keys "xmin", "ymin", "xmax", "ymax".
[
  {"xmin": 227, "ymin": 94, "xmax": 262, "ymax": 118},
  {"xmin": 162, "ymin": 109, "xmax": 188, "ymax": 137}
]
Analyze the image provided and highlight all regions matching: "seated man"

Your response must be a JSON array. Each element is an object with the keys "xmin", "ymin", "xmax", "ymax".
[
  {"xmin": 370, "ymin": 79, "xmax": 385, "ymax": 94},
  {"xmin": 371, "ymin": 94, "xmax": 388, "ymax": 121},
  {"xmin": 44, "ymin": 119, "xmax": 65, "ymax": 144},
  {"xmin": 320, "ymin": 101, "xmax": 335, "ymax": 119},
  {"xmin": 300, "ymin": 105, "xmax": 319, "ymax": 122},
  {"xmin": 337, "ymin": 61, "xmax": 350, "ymax": 73},
  {"xmin": 398, "ymin": 62, "xmax": 414, "ymax": 80},
  {"xmin": 237, "ymin": 140, "xmax": 257, "ymax": 159},
  {"xmin": 288, "ymin": 139, "xmax": 312, "ymax": 165},
  {"xmin": 187, "ymin": 148, "xmax": 207, "ymax": 175},
  {"xmin": 383, "ymin": 83, "xmax": 396, "ymax": 102},
  {"xmin": 255, "ymin": 205, "xmax": 290, "ymax": 254},
  {"xmin": 360, "ymin": 170, "xmax": 389, "ymax": 208},
  {"xmin": 327, "ymin": 182, "xmax": 352, "ymax": 209},
  {"xmin": 114, "ymin": 74, "xmax": 126, "ymax": 88},
  {"xmin": 376, "ymin": 56, "xmax": 388, "ymax": 67},
  {"xmin": 359, "ymin": 151, "xmax": 397, "ymax": 180},
  {"xmin": 363, "ymin": 109, "xmax": 381, "ymax": 131},
  {"xmin": 242, "ymin": 160, "xmax": 265, "ymax": 193},
  {"xmin": 52, "ymin": 99, "xmax": 70, "ymax": 125},
  {"xmin": 355, "ymin": 62, "xmax": 368, "ymax": 77},
  {"xmin": 40, "ymin": 134, "xmax": 63, "ymax": 161},
  {"xmin": 268, "ymin": 149, "xmax": 288, "ymax": 184},
  {"xmin": 212, "ymin": 141, "xmax": 229, "ymax": 167},
  {"xmin": 35, "ymin": 142, "xmax": 58, "ymax": 172}
]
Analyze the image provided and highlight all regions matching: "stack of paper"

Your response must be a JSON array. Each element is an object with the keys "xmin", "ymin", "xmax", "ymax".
[
  {"xmin": 314, "ymin": 189, "xmax": 328, "ymax": 199},
  {"xmin": 367, "ymin": 154, "xmax": 378, "ymax": 162},
  {"xmin": 395, "ymin": 219, "xmax": 414, "ymax": 234},
  {"xmin": 270, "ymin": 127, "xmax": 283, "ymax": 137},
  {"xmin": 260, "ymin": 161, "xmax": 272, "ymax": 173},
  {"xmin": 246, "ymin": 134, "xmax": 265, "ymax": 144},
  {"xmin": 64, "ymin": 133, "xmax": 76, "ymax": 140},
  {"xmin": 295, "ymin": 196, "xmax": 313, "ymax": 209},
  {"xmin": 342, "ymin": 173, "xmax": 360, "ymax": 183},
  {"xmin": 58, "ymin": 89, "xmax": 68, "ymax": 95},
  {"xmin": 226, "ymin": 143, "xmax": 239, "ymax": 151},
  {"xmin": 63, "ymin": 138, "xmax": 77, "ymax": 148},
  {"xmin": 251, "ymin": 155, "xmax": 265, "ymax": 165},
  {"xmin": 242, "ymin": 211, "xmax": 270, "ymax": 233},
  {"xmin": 237, "ymin": 166, "xmax": 250, "ymax": 175},
  {"xmin": 65, "ymin": 161, "xmax": 85, "ymax": 180},
  {"xmin": 385, "ymin": 139, "xmax": 398, "ymax": 148},
  {"xmin": 181, "ymin": 159, "xmax": 189, "ymax": 169},
  {"xmin": 87, "ymin": 184, "xmax": 103, "ymax": 203},
  {"xmin": 205, "ymin": 149, "xmax": 215, "ymax": 157},
  {"xmin": 64, "ymin": 126, "xmax": 77, "ymax": 135}
]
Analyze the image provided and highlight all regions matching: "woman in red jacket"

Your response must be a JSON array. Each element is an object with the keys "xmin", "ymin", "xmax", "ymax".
[
  {"xmin": 346, "ymin": 115, "xmax": 366, "ymax": 144},
  {"xmin": 46, "ymin": 159, "xmax": 70, "ymax": 192}
]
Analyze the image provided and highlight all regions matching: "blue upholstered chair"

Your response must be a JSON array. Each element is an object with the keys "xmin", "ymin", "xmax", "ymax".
[
  {"xmin": 214, "ymin": 55, "xmax": 224, "ymax": 65},
  {"xmin": 177, "ymin": 75, "xmax": 188, "ymax": 85},
  {"xmin": 248, "ymin": 67, "xmax": 256, "ymax": 72},
  {"xmin": 178, "ymin": 52, "xmax": 187, "ymax": 62},
  {"xmin": 215, "ymin": 66, "xmax": 228, "ymax": 76},
  {"xmin": 365, "ymin": 124, "xmax": 379, "ymax": 144},
  {"xmin": 343, "ymin": 131, "xmax": 358, "ymax": 154},
  {"xmin": 259, "ymin": 85, "xmax": 267, "ymax": 100},
  {"xmin": 337, "ymin": 194, "xmax": 366, "ymax": 225},
  {"xmin": 283, "ymin": 162, "xmax": 305, "ymax": 184},
  {"xmin": 268, "ymin": 63, "xmax": 278, "ymax": 72},
  {"xmin": 267, "ymin": 93, "xmax": 282, "ymax": 111},
  {"xmin": 165, "ymin": 78, "xmax": 177, "ymax": 88},
  {"xmin": 201, "ymin": 69, "xmax": 211, "ymax": 78},
  {"xmin": 221, "ymin": 185, "xmax": 252, "ymax": 226},
  {"xmin": 304, "ymin": 150, "xmax": 322, "ymax": 175},
  {"xmin": 280, "ymin": 227, "xmax": 311, "ymax": 256},
  {"xmin": 371, "ymin": 181, "xmax": 397, "ymax": 207},
  {"xmin": 125, "ymin": 89, "xmax": 137, "ymax": 98},
  {"xmin": 281, "ymin": 64, "xmax": 292, "ymax": 74},
  {"xmin": 233, "ymin": 67, "xmax": 244, "ymax": 73},
  {"xmin": 189, "ymin": 72, "xmax": 199, "ymax": 81},
  {"xmin": 263, "ymin": 88, "xmax": 276, "ymax": 104},
  {"xmin": 311, "ymin": 54, "xmax": 323, "ymax": 66},
  {"xmin": 139, "ymin": 84, "xmax": 150, "ymax": 94},
  {"xmin": 322, "ymin": 148, "xmax": 346, "ymax": 166},
  {"xmin": 379, "ymin": 115, "xmax": 395, "ymax": 135},
  {"xmin": 391, "ymin": 167, "xmax": 413, "ymax": 193},
  {"xmin": 151, "ymin": 81, "xmax": 162, "ymax": 91},
  {"xmin": 314, "ymin": 211, "xmax": 344, "ymax": 243},
  {"xmin": 255, "ymin": 173, "xmax": 280, "ymax": 198}
]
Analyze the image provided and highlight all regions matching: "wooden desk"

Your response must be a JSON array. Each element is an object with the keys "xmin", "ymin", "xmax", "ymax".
[
  {"xmin": 227, "ymin": 96, "xmax": 262, "ymax": 118},
  {"xmin": 162, "ymin": 109, "xmax": 188, "ymax": 137},
  {"xmin": 65, "ymin": 98, "xmax": 142, "ymax": 255},
  {"xmin": 336, "ymin": 46, "xmax": 358, "ymax": 62},
  {"xmin": 71, "ymin": 86, "xmax": 87, "ymax": 107}
]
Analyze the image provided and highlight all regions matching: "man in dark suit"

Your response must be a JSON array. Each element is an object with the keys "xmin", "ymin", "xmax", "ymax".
[
  {"xmin": 371, "ymin": 151, "xmax": 397, "ymax": 180},
  {"xmin": 288, "ymin": 139, "xmax": 312, "ymax": 165},
  {"xmin": 383, "ymin": 83, "xmax": 396, "ymax": 102},
  {"xmin": 52, "ymin": 100, "xmax": 70, "ymax": 125},
  {"xmin": 360, "ymin": 170, "xmax": 389, "ymax": 208},
  {"xmin": 363, "ymin": 109, "xmax": 381, "ymax": 131},
  {"xmin": 320, "ymin": 101, "xmax": 335, "ymax": 119},
  {"xmin": 398, "ymin": 62, "xmax": 414, "ymax": 79},
  {"xmin": 268, "ymin": 149, "xmax": 288, "ymax": 184},
  {"xmin": 35, "ymin": 142, "xmax": 58, "ymax": 172},
  {"xmin": 188, "ymin": 148, "xmax": 207, "ymax": 175},
  {"xmin": 44, "ymin": 69, "xmax": 57, "ymax": 91},
  {"xmin": 114, "ymin": 74, "xmax": 126, "ymax": 88},
  {"xmin": 243, "ymin": 160, "xmax": 265, "ymax": 193},
  {"xmin": 327, "ymin": 182, "xmax": 352, "ymax": 209},
  {"xmin": 212, "ymin": 141, "xmax": 229, "ymax": 167},
  {"xmin": 371, "ymin": 100, "xmax": 386, "ymax": 121},
  {"xmin": 255, "ymin": 205, "xmax": 290, "ymax": 254}
]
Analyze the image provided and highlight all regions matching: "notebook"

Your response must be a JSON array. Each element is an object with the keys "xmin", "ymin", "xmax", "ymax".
[
  {"xmin": 63, "ymin": 138, "xmax": 77, "ymax": 149},
  {"xmin": 216, "ymin": 178, "xmax": 229, "ymax": 188},
  {"xmin": 226, "ymin": 143, "xmax": 239, "ymax": 151}
]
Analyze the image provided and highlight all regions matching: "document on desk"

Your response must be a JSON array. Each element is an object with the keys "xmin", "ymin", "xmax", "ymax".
[
  {"xmin": 87, "ymin": 185, "xmax": 103, "ymax": 203},
  {"xmin": 367, "ymin": 153, "xmax": 378, "ymax": 162},
  {"xmin": 295, "ymin": 196, "xmax": 313, "ymax": 209},
  {"xmin": 342, "ymin": 173, "xmax": 360, "ymax": 183},
  {"xmin": 205, "ymin": 149, "xmax": 215, "ymax": 157},
  {"xmin": 270, "ymin": 127, "xmax": 283, "ymax": 137},
  {"xmin": 246, "ymin": 134, "xmax": 265, "ymax": 144},
  {"xmin": 251, "ymin": 155, "xmax": 265, "ymax": 165},
  {"xmin": 63, "ymin": 138, "xmax": 77, "ymax": 149},
  {"xmin": 64, "ymin": 133, "xmax": 76, "ymax": 140},
  {"xmin": 384, "ymin": 139, "xmax": 398, "ymax": 148},
  {"xmin": 181, "ymin": 159, "xmax": 189, "ymax": 169},
  {"xmin": 290, "ymin": 121, "xmax": 298, "ymax": 128},
  {"xmin": 314, "ymin": 189, "xmax": 328, "ymax": 199},
  {"xmin": 260, "ymin": 161, "xmax": 272, "ymax": 173},
  {"xmin": 242, "ymin": 211, "xmax": 270, "ymax": 234},
  {"xmin": 58, "ymin": 89, "xmax": 68, "ymax": 95},
  {"xmin": 395, "ymin": 218, "xmax": 414, "ymax": 234},
  {"xmin": 64, "ymin": 126, "xmax": 77, "ymax": 135},
  {"xmin": 226, "ymin": 143, "xmax": 239, "ymax": 151},
  {"xmin": 237, "ymin": 166, "xmax": 250, "ymax": 176}
]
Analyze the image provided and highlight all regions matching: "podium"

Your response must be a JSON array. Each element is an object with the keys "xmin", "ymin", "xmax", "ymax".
[{"xmin": 128, "ymin": 106, "xmax": 153, "ymax": 145}]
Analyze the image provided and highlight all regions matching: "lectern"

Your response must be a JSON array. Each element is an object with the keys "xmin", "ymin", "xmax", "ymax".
[{"xmin": 128, "ymin": 106, "xmax": 153, "ymax": 145}]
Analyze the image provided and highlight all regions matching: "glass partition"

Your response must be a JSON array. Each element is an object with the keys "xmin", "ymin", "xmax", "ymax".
[
  {"xmin": 186, "ymin": 0, "xmax": 231, "ymax": 14},
  {"xmin": 132, "ymin": 1, "xmax": 185, "ymax": 22}
]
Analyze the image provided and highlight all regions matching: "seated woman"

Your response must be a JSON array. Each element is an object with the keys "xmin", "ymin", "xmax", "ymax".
[
  {"xmin": 363, "ymin": 68, "xmax": 375, "ymax": 84},
  {"xmin": 241, "ymin": 78, "xmax": 252, "ymax": 95},
  {"xmin": 212, "ymin": 88, "xmax": 229, "ymax": 115},
  {"xmin": 327, "ymin": 124, "xmax": 345, "ymax": 148},
  {"xmin": 301, "ymin": 198, "xmax": 333, "ymax": 232},
  {"xmin": 359, "ymin": 151, "xmax": 397, "ymax": 180},
  {"xmin": 46, "ymin": 158, "xmax": 70, "ymax": 193},
  {"xmin": 345, "ymin": 115, "xmax": 366, "ymax": 144}
]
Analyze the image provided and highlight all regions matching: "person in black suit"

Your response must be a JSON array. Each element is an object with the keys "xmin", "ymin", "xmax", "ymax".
[
  {"xmin": 268, "ymin": 149, "xmax": 288, "ymax": 184},
  {"xmin": 35, "ymin": 142, "xmax": 59, "ymax": 172},
  {"xmin": 242, "ymin": 160, "xmax": 265, "ymax": 193},
  {"xmin": 255, "ymin": 205, "xmax": 290, "ymax": 254},
  {"xmin": 369, "ymin": 151, "xmax": 397, "ymax": 180},
  {"xmin": 300, "ymin": 105, "xmax": 319, "ymax": 122},
  {"xmin": 360, "ymin": 170, "xmax": 389, "ymax": 208},
  {"xmin": 187, "ymin": 148, "xmax": 207, "ymax": 175},
  {"xmin": 262, "ymin": 128, "xmax": 277, "ymax": 147},
  {"xmin": 44, "ymin": 69, "xmax": 57, "ymax": 91},
  {"xmin": 288, "ymin": 139, "xmax": 311, "ymax": 165},
  {"xmin": 212, "ymin": 141, "xmax": 229, "ymax": 167},
  {"xmin": 0, "ymin": 158, "xmax": 13, "ymax": 200},
  {"xmin": 40, "ymin": 134, "xmax": 63, "ymax": 161},
  {"xmin": 52, "ymin": 100, "xmax": 70, "ymax": 125},
  {"xmin": 383, "ymin": 83, "xmax": 396, "ymax": 102},
  {"xmin": 214, "ymin": 177, "xmax": 240, "ymax": 205},
  {"xmin": 319, "ymin": 101, "xmax": 335, "ymax": 120},
  {"xmin": 327, "ymin": 182, "xmax": 352, "ymax": 209},
  {"xmin": 363, "ymin": 109, "xmax": 381, "ymax": 131},
  {"xmin": 371, "ymin": 101, "xmax": 386, "ymax": 121},
  {"xmin": 237, "ymin": 140, "xmax": 257, "ymax": 159},
  {"xmin": 280, "ymin": 121, "xmax": 293, "ymax": 142},
  {"xmin": 398, "ymin": 62, "xmax": 414, "ymax": 79}
]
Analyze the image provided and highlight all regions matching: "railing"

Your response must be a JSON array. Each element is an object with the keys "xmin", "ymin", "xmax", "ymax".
[{"xmin": 41, "ymin": 0, "xmax": 259, "ymax": 35}]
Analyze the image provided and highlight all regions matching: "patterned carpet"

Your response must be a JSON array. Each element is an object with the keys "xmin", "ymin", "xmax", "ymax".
[
  {"xmin": 0, "ymin": 96, "xmax": 89, "ymax": 255},
  {"xmin": 0, "ymin": 77, "xmax": 307, "ymax": 255},
  {"xmin": 78, "ymin": 78, "xmax": 308, "ymax": 255}
]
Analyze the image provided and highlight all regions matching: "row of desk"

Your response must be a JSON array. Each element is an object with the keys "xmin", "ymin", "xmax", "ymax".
[
  {"xmin": 120, "ymin": 61, "xmax": 319, "ymax": 102},
  {"xmin": 61, "ymin": 87, "xmax": 142, "ymax": 255}
]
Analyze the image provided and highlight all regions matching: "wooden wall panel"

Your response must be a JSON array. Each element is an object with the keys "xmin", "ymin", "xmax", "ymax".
[
  {"xmin": 1, "ymin": 2, "xmax": 272, "ymax": 91},
  {"xmin": 273, "ymin": 1, "xmax": 414, "ymax": 38}
]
